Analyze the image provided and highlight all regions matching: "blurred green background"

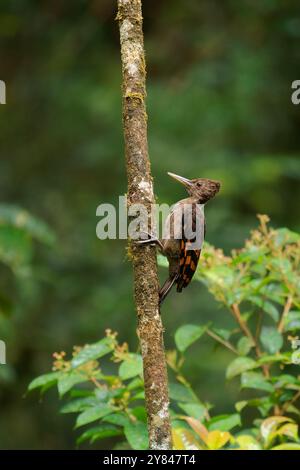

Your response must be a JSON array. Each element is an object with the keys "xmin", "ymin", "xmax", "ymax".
[{"xmin": 0, "ymin": 0, "xmax": 299, "ymax": 449}]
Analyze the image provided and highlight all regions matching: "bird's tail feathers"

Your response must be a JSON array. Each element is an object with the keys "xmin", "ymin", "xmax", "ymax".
[{"xmin": 159, "ymin": 275, "xmax": 178, "ymax": 305}]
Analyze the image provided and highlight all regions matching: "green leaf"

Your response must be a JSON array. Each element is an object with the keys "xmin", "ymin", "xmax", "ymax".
[
  {"xmin": 172, "ymin": 427, "xmax": 202, "ymax": 450},
  {"xmin": 75, "ymin": 404, "xmax": 113, "ymax": 428},
  {"xmin": 272, "ymin": 443, "xmax": 300, "ymax": 450},
  {"xmin": 269, "ymin": 423, "xmax": 299, "ymax": 444},
  {"xmin": 71, "ymin": 337, "xmax": 115, "ymax": 368},
  {"xmin": 28, "ymin": 372, "xmax": 60, "ymax": 391},
  {"xmin": 127, "ymin": 377, "xmax": 143, "ymax": 390},
  {"xmin": 260, "ymin": 327, "xmax": 283, "ymax": 354},
  {"xmin": 178, "ymin": 402, "xmax": 207, "ymax": 421},
  {"xmin": 58, "ymin": 372, "xmax": 87, "ymax": 397},
  {"xmin": 175, "ymin": 324, "xmax": 209, "ymax": 352},
  {"xmin": 131, "ymin": 390, "xmax": 145, "ymax": 400},
  {"xmin": 119, "ymin": 353, "xmax": 143, "ymax": 380},
  {"xmin": 272, "ymin": 374, "xmax": 298, "ymax": 388},
  {"xmin": 274, "ymin": 228, "xmax": 300, "ymax": 246},
  {"xmin": 208, "ymin": 414, "xmax": 241, "ymax": 432},
  {"xmin": 69, "ymin": 389, "xmax": 93, "ymax": 398},
  {"xmin": 248, "ymin": 296, "xmax": 279, "ymax": 322},
  {"xmin": 124, "ymin": 421, "xmax": 148, "ymax": 450},
  {"xmin": 234, "ymin": 435, "xmax": 262, "ymax": 450},
  {"xmin": 94, "ymin": 388, "xmax": 110, "ymax": 401},
  {"xmin": 241, "ymin": 372, "xmax": 274, "ymax": 392},
  {"xmin": 206, "ymin": 430, "xmax": 231, "ymax": 450},
  {"xmin": 258, "ymin": 353, "xmax": 291, "ymax": 365},
  {"xmin": 284, "ymin": 404, "xmax": 300, "ymax": 416},
  {"xmin": 169, "ymin": 383, "xmax": 198, "ymax": 403},
  {"xmin": 77, "ymin": 424, "xmax": 122, "ymax": 445},
  {"xmin": 233, "ymin": 245, "xmax": 267, "ymax": 265},
  {"xmin": 131, "ymin": 406, "xmax": 147, "ymax": 422},
  {"xmin": 60, "ymin": 397, "xmax": 97, "ymax": 414},
  {"xmin": 235, "ymin": 401, "xmax": 248, "ymax": 412},
  {"xmin": 247, "ymin": 397, "xmax": 273, "ymax": 417},
  {"xmin": 270, "ymin": 258, "xmax": 293, "ymax": 278},
  {"xmin": 284, "ymin": 311, "xmax": 300, "ymax": 331},
  {"xmin": 259, "ymin": 283, "xmax": 286, "ymax": 305},
  {"xmin": 102, "ymin": 413, "xmax": 130, "ymax": 427},
  {"xmin": 260, "ymin": 416, "xmax": 293, "ymax": 445},
  {"xmin": 226, "ymin": 357, "xmax": 258, "ymax": 380},
  {"xmin": 0, "ymin": 204, "xmax": 55, "ymax": 245},
  {"xmin": 210, "ymin": 328, "xmax": 232, "ymax": 341},
  {"xmin": 237, "ymin": 337, "xmax": 254, "ymax": 356},
  {"xmin": 200, "ymin": 266, "xmax": 235, "ymax": 289}
]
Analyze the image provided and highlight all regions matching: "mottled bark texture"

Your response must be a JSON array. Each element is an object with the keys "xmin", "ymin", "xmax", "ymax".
[{"xmin": 117, "ymin": 0, "xmax": 172, "ymax": 450}]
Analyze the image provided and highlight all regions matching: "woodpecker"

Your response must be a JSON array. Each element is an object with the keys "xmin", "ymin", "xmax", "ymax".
[{"xmin": 137, "ymin": 172, "xmax": 221, "ymax": 304}]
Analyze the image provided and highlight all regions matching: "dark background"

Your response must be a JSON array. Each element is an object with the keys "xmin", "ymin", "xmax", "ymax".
[{"xmin": 0, "ymin": 0, "xmax": 299, "ymax": 449}]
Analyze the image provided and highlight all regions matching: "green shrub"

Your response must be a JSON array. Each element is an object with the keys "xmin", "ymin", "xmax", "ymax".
[{"xmin": 29, "ymin": 216, "xmax": 300, "ymax": 450}]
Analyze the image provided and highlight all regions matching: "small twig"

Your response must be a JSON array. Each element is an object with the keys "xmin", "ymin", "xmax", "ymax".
[
  {"xmin": 278, "ymin": 295, "xmax": 293, "ymax": 334},
  {"xmin": 231, "ymin": 303, "xmax": 270, "ymax": 378},
  {"xmin": 255, "ymin": 310, "xmax": 263, "ymax": 343},
  {"xmin": 282, "ymin": 389, "xmax": 300, "ymax": 414},
  {"xmin": 89, "ymin": 375, "xmax": 104, "ymax": 390},
  {"xmin": 231, "ymin": 303, "xmax": 256, "ymax": 346},
  {"xmin": 206, "ymin": 329, "xmax": 238, "ymax": 355}
]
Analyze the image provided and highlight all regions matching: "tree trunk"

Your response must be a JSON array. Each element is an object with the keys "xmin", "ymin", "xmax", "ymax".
[{"xmin": 117, "ymin": 0, "xmax": 172, "ymax": 450}]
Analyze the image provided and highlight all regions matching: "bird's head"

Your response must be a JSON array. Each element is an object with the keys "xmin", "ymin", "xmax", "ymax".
[{"xmin": 168, "ymin": 172, "xmax": 221, "ymax": 204}]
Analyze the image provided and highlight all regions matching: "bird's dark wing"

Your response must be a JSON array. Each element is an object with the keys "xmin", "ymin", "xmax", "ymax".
[
  {"xmin": 176, "ymin": 203, "xmax": 205, "ymax": 292},
  {"xmin": 176, "ymin": 241, "xmax": 201, "ymax": 292}
]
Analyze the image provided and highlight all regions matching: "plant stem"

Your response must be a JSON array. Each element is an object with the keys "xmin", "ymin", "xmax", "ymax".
[
  {"xmin": 282, "ymin": 389, "xmax": 300, "ymax": 414},
  {"xmin": 206, "ymin": 329, "xmax": 238, "ymax": 354},
  {"xmin": 231, "ymin": 303, "xmax": 270, "ymax": 378},
  {"xmin": 90, "ymin": 376, "xmax": 104, "ymax": 390},
  {"xmin": 117, "ymin": 0, "xmax": 172, "ymax": 450},
  {"xmin": 278, "ymin": 295, "xmax": 293, "ymax": 333},
  {"xmin": 231, "ymin": 303, "xmax": 256, "ymax": 347}
]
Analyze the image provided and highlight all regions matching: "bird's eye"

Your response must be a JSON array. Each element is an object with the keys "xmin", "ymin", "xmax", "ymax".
[{"xmin": 196, "ymin": 182, "xmax": 202, "ymax": 187}]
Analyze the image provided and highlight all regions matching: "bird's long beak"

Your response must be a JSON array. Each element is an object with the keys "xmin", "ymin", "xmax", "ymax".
[{"xmin": 167, "ymin": 172, "xmax": 192, "ymax": 187}]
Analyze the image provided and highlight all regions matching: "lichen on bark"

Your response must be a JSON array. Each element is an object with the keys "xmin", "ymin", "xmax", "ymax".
[{"xmin": 117, "ymin": 0, "xmax": 172, "ymax": 450}]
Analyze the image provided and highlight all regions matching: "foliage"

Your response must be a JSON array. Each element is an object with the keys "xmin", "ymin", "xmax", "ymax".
[
  {"xmin": 28, "ymin": 330, "xmax": 149, "ymax": 449},
  {"xmin": 28, "ymin": 327, "xmax": 300, "ymax": 450},
  {"xmin": 29, "ymin": 216, "xmax": 300, "ymax": 450},
  {"xmin": 0, "ymin": 204, "xmax": 55, "ymax": 383},
  {"xmin": 0, "ymin": 203, "xmax": 54, "ymax": 273},
  {"xmin": 29, "ymin": 217, "xmax": 300, "ymax": 449},
  {"xmin": 1, "ymin": 0, "xmax": 300, "ymax": 449},
  {"xmin": 163, "ymin": 216, "xmax": 300, "ymax": 419},
  {"xmin": 173, "ymin": 415, "xmax": 300, "ymax": 450},
  {"xmin": 194, "ymin": 214, "xmax": 300, "ymax": 418},
  {"xmin": 0, "ymin": 203, "xmax": 54, "ymax": 318}
]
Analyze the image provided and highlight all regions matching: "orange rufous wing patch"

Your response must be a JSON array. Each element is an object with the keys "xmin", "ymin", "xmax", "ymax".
[{"xmin": 176, "ymin": 239, "xmax": 201, "ymax": 292}]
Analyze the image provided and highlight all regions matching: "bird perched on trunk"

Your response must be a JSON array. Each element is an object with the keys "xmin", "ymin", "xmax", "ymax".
[{"xmin": 137, "ymin": 172, "xmax": 220, "ymax": 304}]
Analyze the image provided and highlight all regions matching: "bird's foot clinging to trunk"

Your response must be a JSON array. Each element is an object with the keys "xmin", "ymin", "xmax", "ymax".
[{"xmin": 136, "ymin": 232, "xmax": 165, "ymax": 251}]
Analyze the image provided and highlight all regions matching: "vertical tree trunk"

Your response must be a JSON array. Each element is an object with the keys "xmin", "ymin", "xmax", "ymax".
[{"xmin": 117, "ymin": 0, "xmax": 172, "ymax": 450}]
